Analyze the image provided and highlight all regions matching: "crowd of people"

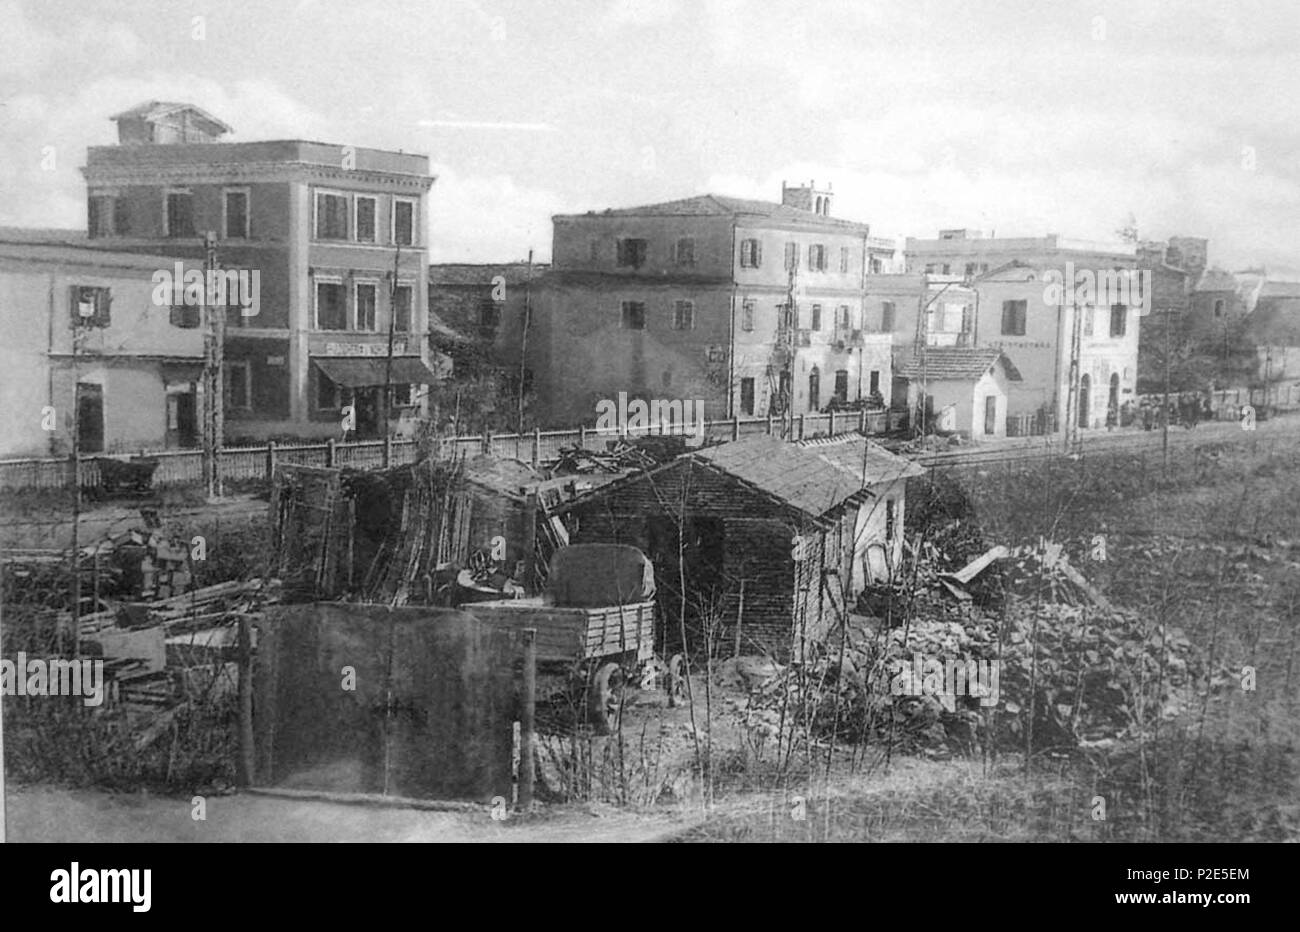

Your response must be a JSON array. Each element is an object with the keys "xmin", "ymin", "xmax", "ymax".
[{"xmin": 1132, "ymin": 393, "xmax": 1214, "ymax": 431}]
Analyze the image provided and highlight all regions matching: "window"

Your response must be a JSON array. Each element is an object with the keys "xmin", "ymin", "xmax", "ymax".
[
  {"xmin": 808, "ymin": 366, "xmax": 820, "ymax": 411},
  {"xmin": 1001, "ymin": 300, "xmax": 1027, "ymax": 336},
  {"xmin": 355, "ymin": 283, "xmax": 378, "ymax": 332},
  {"xmin": 672, "ymin": 300, "xmax": 695, "ymax": 330},
  {"xmin": 740, "ymin": 238, "xmax": 762, "ymax": 268},
  {"xmin": 784, "ymin": 241, "xmax": 799, "ymax": 271},
  {"xmin": 70, "ymin": 286, "xmax": 111, "ymax": 328},
  {"xmin": 616, "ymin": 238, "xmax": 647, "ymax": 268},
  {"xmin": 675, "ymin": 237, "xmax": 695, "ymax": 266},
  {"xmin": 316, "ymin": 192, "xmax": 349, "ymax": 240},
  {"xmin": 1083, "ymin": 306, "xmax": 1094, "ymax": 337},
  {"xmin": 224, "ymin": 189, "xmax": 249, "ymax": 239},
  {"xmin": 165, "ymin": 191, "xmax": 194, "ymax": 238},
  {"xmin": 810, "ymin": 304, "xmax": 822, "ymax": 331},
  {"xmin": 391, "ymin": 383, "xmax": 414, "ymax": 407},
  {"xmin": 869, "ymin": 257, "xmax": 883, "ymax": 273},
  {"xmin": 169, "ymin": 300, "xmax": 200, "ymax": 329},
  {"xmin": 478, "ymin": 300, "xmax": 501, "ymax": 338},
  {"xmin": 837, "ymin": 305, "xmax": 851, "ymax": 329},
  {"xmin": 740, "ymin": 377, "xmax": 755, "ymax": 416},
  {"xmin": 392, "ymin": 284, "xmax": 412, "ymax": 332},
  {"xmin": 964, "ymin": 262, "xmax": 978, "ymax": 278},
  {"xmin": 355, "ymin": 196, "xmax": 377, "ymax": 243},
  {"xmin": 1109, "ymin": 303, "xmax": 1127, "ymax": 337},
  {"xmin": 88, "ymin": 196, "xmax": 116, "ymax": 237},
  {"xmin": 226, "ymin": 360, "xmax": 251, "ymax": 411},
  {"xmin": 834, "ymin": 370, "xmax": 848, "ymax": 404},
  {"xmin": 1214, "ymin": 299, "xmax": 1225, "ymax": 318},
  {"xmin": 392, "ymin": 197, "xmax": 415, "ymax": 246},
  {"xmin": 315, "ymin": 281, "xmax": 347, "ymax": 330},
  {"xmin": 809, "ymin": 244, "xmax": 826, "ymax": 271},
  {"xmin": 840, "ymin": 246, "xmax": 851, "ymax": 273},
  {"xmin": 924, "ymin": 264, "xmax": 936, "ymax": 274},
  {"xmin": 881, "ymin": 301, "xmax": 896, "ymax": 332},
  {"xmin": 869, "ymin": 370, "xmax": 880, "ymax": 395},
  {"xmin": 778, "ymin": 302, "xmax": 794, "ymax": 331},
  {"xmin": 621, "ymin": 301, "xmax": 646, "ymax": 330},
  {"xmin": 941, "ymin": 264, "xmax": 951, "ymax": 275},
  {"xmin": 741, "ymin": 299, "xmax": 755, "ymax": 332}
]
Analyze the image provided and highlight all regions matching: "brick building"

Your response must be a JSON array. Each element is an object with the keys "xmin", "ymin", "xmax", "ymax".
[
  {"xmin": 82, "ymin": 101, "xmax": 440, "ymax": 442},
  {"xmin": 528, "ymin": 183, "xmax": 893, "ymax": 428}
]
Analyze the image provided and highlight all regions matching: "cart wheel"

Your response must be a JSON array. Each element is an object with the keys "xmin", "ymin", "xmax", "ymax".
[
  {"xmin": 588, "ymin": 662, "xmax": 625, "ymax": 735},
  {"xmin": 666, "ymin": 654, "xmax": 687, "ymax": 708}
]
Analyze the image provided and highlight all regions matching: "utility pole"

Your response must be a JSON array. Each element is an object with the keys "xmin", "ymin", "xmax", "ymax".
[
  {"xmin": 516, "ymin": 249, "xmax": 533, "ymax": 437},
  {"xmin": 1064, "ymin": 293, "xmax": 1083, "ymax": 454},
  {"xmin": 1163, "ymin": 306, "xmax": 1171, "ymax": 474},
  {"xmin": 69, "ymin": 296, "xmax": 83, "ymax": 658},
  {"xmin": 202, "ymin": 233, "xmax": 224, "ymax": 499},
  {"xmin": 383, "ymin": 240, "xmax": 402, "ymax": 440}
]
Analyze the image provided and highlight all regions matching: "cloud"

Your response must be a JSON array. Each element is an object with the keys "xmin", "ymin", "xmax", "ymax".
[
  {"xmin": 0, "ymin": 0, "xmax": 142, "ymax": 76},
  {"xmin": 427, "ymin": 167, "xmax": 562, "ymax": 262}
]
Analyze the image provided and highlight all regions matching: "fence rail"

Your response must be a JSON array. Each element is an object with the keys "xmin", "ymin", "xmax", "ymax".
[{"xmin": 2, "ymin": 385, "xmax": 1293, "ymax": 492}]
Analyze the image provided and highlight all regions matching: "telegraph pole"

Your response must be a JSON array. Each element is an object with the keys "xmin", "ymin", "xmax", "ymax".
[
  {"xmin": 382, "ymin": 240, "xmax": 402, "ymax": 438},
  {"xmin": 1162, "ymin": 306, "xmax": 1171, "ymax": 474},
  {"xmin": 202, "ymin": 232, "xmax": 224, "ymax": 499},
  {"xmin": 516, "ymin": 249, "xmax": 534, "ymax": 437}
]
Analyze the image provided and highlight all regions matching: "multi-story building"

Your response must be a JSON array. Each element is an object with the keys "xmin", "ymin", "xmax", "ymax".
[
  {"xmin": 82, "ymin": 101, "xmax": 439, "ymax": 442},
  {"xmin": 530, "ymin": 182, "xmax": 892, "ymax": 427},
  {"xmin": 0, "ymin": 231, "xmax": 206, "ymax": 458},
  {"xmin": 904, "ymin": 231, "xmax": 1141, "ymax": 429}
]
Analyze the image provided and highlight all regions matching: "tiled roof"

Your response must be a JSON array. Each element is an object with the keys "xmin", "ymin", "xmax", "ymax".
[
  {"xmin": 1259, "ymin": 280, "xmax": 1300, "ymax": 298},
  {"xmin": 690, "ymin": 433, "xmax": 923, "ymax": 518},
  {"xmin": 1195, "ymin": 268, "xmax": 1238, "ymax": 292},
  {"xmin": 895, "ymin": 347, "xmax": 1022, "ymax": 381},
  {"xmin": 109, "ymin": 101, "xmax": 232, "ymax": 133},
  {"xmin": 428, "ymin": 262, "xmax": 549, "ymax": 287},
  {"xmin": 1242, "ymin": 296, "xmax": 1300, "ymax": 345},
  {"xmin": 558, "ymin": 194, "xmax": 872, "ymax": 233}
]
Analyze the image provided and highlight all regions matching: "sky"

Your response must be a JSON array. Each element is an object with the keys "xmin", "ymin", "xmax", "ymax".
[{"xmin": 2, "ymin": 0, "xmax": 1298, "ymax": 273}]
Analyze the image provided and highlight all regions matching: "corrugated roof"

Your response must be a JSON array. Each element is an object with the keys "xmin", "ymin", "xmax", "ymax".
[
  {"xmin": 690, "ymin": 433, "xmax": 923, "ymax": 518},
  {"xmin": 558, "ymin": 194, "xmax": 872, "ymax": 233},
  {"xmin": 895, "ymin": 347, "xmax": 1022, "ymax": 381}
]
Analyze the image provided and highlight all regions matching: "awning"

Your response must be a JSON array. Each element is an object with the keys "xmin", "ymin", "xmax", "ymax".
[{"xmin": 313, "ymin": 355, "xmax": 446, "ymax": 388}]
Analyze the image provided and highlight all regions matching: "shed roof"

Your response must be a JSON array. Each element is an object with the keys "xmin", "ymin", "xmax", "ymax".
[
  {"xmin": 556, "ymin": 194, "xmax": 871, "ymax": 233},
  {"xmin": 895, "ymin": 347, "xmax": 1022, "ymax": 382}
]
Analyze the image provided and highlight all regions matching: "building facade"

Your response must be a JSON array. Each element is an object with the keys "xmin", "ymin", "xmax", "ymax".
[
  {"xmin": 0, "ymin": 234, "xmax": 206, "ymax": 458},
  {"xmin": 904, "ymin": 232, "xmax": 1141, "ymax": 429},
  {"xmin": 82, "ymin": 102, "xmax": 438, "ymax": 442},
  {"xmin": 530, "ymin": 183, "xmax": 892, "ymax": 428}
]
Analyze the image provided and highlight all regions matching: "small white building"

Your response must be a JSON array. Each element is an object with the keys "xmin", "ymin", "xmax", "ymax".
[{"xmin": 895, "ymin": 347, "xmax": 1022, "ymax": 439}]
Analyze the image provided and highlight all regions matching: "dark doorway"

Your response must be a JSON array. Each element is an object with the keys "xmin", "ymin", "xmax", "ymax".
[
  {"xmin": 354, "ymin": 387, "xmax": 382, "ymax": 439},
  {"xmin": 1108, "ymin": 373, "xmax": 1120, "ymax": 415},
  {"xmin": 833, "ymin": 369, "xmax": 849, "ymax": 405},
  {"xmin": 1078, "ymin": 374, "xmax": 1091, "ymax": 428},
  {"xmin": 170, "ymin": 391, "xmax": 199, "ymax": 448},
  {"xmin": 984, "ymin": 395, "xmax": 997, "ymax": 435},
  {"xmin": 76, "ymin": 382, "xmax": 104, "ymax": 453},
  {"xmin": 808, "ymin": 367, "xmax": 820, "ymax": 412}
]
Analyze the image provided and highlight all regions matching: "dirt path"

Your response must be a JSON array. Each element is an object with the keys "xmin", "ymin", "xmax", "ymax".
[{"xmin": 5, "ymin": 785, "xmax": 693, "ymax": 843}]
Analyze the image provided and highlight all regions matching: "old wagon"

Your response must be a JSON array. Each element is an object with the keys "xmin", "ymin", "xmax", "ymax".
[{"xmin": 466, "ymin": 544, "xmax": 685, "ymax": 733}]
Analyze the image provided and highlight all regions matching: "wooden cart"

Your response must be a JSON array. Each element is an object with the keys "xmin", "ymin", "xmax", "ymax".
[{"xmin": 467, "ymin": 597, "xmax": 684, "ymax": 733}]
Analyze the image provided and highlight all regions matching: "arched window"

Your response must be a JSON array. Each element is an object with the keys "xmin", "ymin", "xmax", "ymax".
[{"xmin": 815, "ymin": 196, "xmax": 823, "ymax": 214}]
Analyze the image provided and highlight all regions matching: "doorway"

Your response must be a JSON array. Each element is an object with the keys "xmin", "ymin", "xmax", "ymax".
[
  {"xmin": 984, "ymin": 395, "xmax": 997, "ymax": 435},
  {"xmin": 1108, "ymin": 373, "xmax": 1120, "ymax": 416},
  {"xmin": 76, "ymin": 382, "xmax": 104, "ymax": 453}
]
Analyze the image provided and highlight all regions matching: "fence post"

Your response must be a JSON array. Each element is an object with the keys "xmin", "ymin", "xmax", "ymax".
[
  {"xmin": 798, "ymin": 414, "xmax": 806, "ymax": 440},
  {"xmin": 265, "ymin": 440, "xmax": 276, "ymax": 481},
  {"xmin": 383, "ymin": 431, "xmax": 393, "ymax": 468},
  {"xmin": 767, "ymin": 412, "xmax": 773, "ymax": 436},
  {"xmin": 859, "ymin": 409, "xmax": 867, "ymax": 433},
  {"xmin": 828, "ymin": 409, "xmax": 836, "ymax": 436},
  {"xmin": 326, "ymin": 438, "xmax": 336, "ymax": 468},
  {"xmin": 532, "ymin": 427, "xmax": 541, "ymax": 469},
  {"xmin": 732, "ymin": 415, "xmax": 740, "ymax": 442},
  {"xmin": 482, "ymin": 429, "xmax": 492, "ymax": 455},
  {"xmin": 578, "ymin": 424, "xmax": 587, "ymax": 449}
]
